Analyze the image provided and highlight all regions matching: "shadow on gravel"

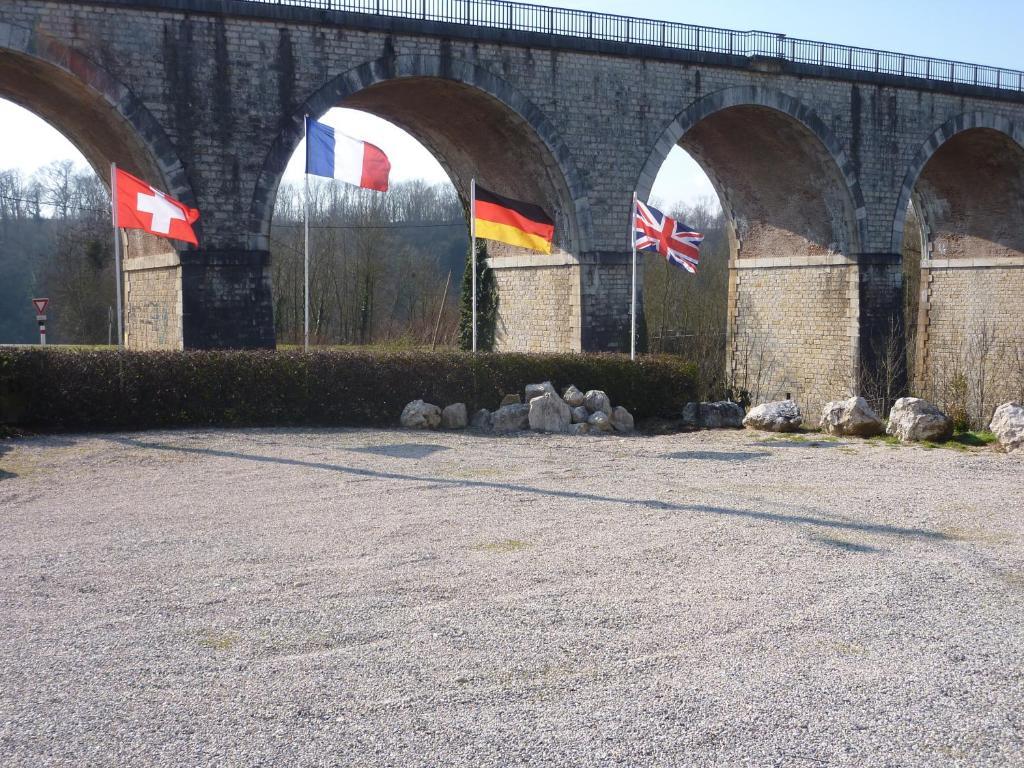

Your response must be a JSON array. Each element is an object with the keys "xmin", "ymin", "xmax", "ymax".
[
  {"xmin": 756, "ymin": 440, "xmax": 842, "ymax": 449},
  {"xmin": 104, "ymin": 436, "xmax": 952, "ymax": 544},
  {"xmin": 0, "ymin": 441, "xmax": 14, "ymax": 480},
  {"xmin": 347, "ymin": 443, "xmax": 451, "ymax": 460},
  {"xmin": 664, "ymin": 450, "xmax": 769, "ymax": 462},
  {"xmin": 810, "ymin": 535, "xmax": 882, "ymax": 554}
]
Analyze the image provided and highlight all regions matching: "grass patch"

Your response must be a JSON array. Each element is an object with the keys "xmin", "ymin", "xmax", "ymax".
[
  {"xmin": 868, "ymin": 431, "xmax": 996, "ymax": 451},
  {"xmin": 472, "ymin": 539, "xmax": 530, "ymax": 554},
  {"xmin": 199, "ymin": 631, "xmax": 239, "ymax": 651}
]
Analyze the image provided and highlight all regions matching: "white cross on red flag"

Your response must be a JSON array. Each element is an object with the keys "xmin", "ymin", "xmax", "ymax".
[{"xmin": 113, "ymin": 167, "xmax": 200, "ymax": 245}]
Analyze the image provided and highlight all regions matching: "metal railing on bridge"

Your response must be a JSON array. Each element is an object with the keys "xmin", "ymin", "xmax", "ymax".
[{"xmin": 241, "ymin": 0, "xmax": 1024, "ymax": 93}]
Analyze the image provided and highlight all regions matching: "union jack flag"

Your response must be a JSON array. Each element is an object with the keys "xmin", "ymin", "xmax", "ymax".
[{"xmin": 634, "ymin": 199, "xmax": 704, "ymax": 274}]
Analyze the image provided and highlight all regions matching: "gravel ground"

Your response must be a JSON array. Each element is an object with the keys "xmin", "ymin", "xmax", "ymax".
[{"xmin": 0, "ymin": 427, "xmax": 1022, "ymax": 767}]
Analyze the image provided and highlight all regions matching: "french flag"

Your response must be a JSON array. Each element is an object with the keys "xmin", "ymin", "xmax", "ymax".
[{"xmin": 305, "ymin": 117, "xmax": 391, "ymax": 192}]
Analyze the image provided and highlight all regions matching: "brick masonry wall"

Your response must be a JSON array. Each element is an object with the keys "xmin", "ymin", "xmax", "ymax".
[
  {"xmin": 730, "ymin": 264, "xmax": 857, "ymax": 417},
  {"xmin": 918, "ymin": 266, "xmax": 1024, "ymax": 416},
  {"xmin": 492, "ymin": 262, "xmax": 582, "ymax": 353},
  {"xmin": 124, "ymin": 264, "xmax": 184, "ymax": 350}
]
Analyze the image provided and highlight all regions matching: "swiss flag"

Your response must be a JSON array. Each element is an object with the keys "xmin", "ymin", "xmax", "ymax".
[{"xmin": 113, "ymin": 167, "xmax": 200, "ymax": 246}]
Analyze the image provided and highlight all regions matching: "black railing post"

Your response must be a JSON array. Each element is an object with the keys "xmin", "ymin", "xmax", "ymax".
[{"xmin": 549, "ymin": 6, "xmax": 554, "ymax": 34}]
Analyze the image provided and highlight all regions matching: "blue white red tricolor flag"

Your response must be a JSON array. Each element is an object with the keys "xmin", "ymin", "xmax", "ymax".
[
  {"xmin": 305, "ymin": 117, "xmax": 391, "ymax": 192},
  {"xmin": 633, "ymin": 198, "xmax": 704, "ymax": 274}
]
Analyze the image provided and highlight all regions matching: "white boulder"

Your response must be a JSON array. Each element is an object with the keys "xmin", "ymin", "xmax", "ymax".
[
  {"xmin": 441, "ymin": 403, "xmax": 468, "ymax": 430},
  {"xmin": 400, "ymin": 400, "xmax": 442, "ymax": 430},
  {"xmin": 563, "ymin": 385, "xmax": 586, "ymax": 408},
  {"xmin": 682, "ymin": 401, "xmax": 745, "ymax": 429},
  {"xmin": 820, "ymin": 396, "xmax": 884, "ymax": 437},
  {"xmin": 470, "ymin": 408, "xmax": 493, "ymax": 431},
  {"xmin": 492, "ymin": 403, "xmax": 530, "ymax": 433},
  {"xmin": 989, "ymin": 402, "xmax": 1024, "ymax": 453},
  {"xmin": 743, "ymin": 400, "xmax": 803, "ymax": 433},
  {"xmin": 610, "ymin": 406, "xmax": 635, "ymax": 433},
  {"xmin": 528, "ymin": 392, "xmax": 572, "ymax": 433},
  {"xmin": 588, "ymin": 411, "xmax": 614, "ymax": 433},
  {"xmin": 584, "ymin": 390, "xmax": 612, "ymax": 415},
  {"xmin": 525, "ymin": 381, "xmax": 559, "ymax": 403},
  {"xmin": 886, "ymin": 397, "xmax": 953, "ymax": 443}
]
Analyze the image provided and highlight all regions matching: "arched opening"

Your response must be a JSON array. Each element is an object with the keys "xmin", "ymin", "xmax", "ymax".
[
  {"xmin": 644, "ymin": 147, "xmax": 728, "ymax": 401},
  {"xmin": 899, "ymin": 124, "xmax": 1024, "ymax": 425},
  {"xmin": 0, "ymin": 26, "xmax": 196, "ymax": 350},
  {"xmin": 271, "ymin": 107, "xmax": 466, "ymax": 347},
  {"xmin": 640, "ymin": 94, "xmax": 862, "ymax": 413},
  {"xmin": 253, "ymin": 58, "xmax": 587, "ymax": 353},
  {"xmin": 0, "ymin": 99, "xmax": 114, "ymax": 344}
]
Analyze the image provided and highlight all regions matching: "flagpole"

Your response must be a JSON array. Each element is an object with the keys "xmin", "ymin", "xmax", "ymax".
[
  {"xmin": 303, "ymin": 115, "xmax": 311, "ymax": 352},
  {"xmin": 470, "ymin": 177, "xmax": 478, "ymax": 354},
  {"xmin": 630, "ymin": 191, "xmax": 637, "ymax": 361},
  {"xmin": 110, "ymin": 163, "xmax": 124, "ymax": 348}
]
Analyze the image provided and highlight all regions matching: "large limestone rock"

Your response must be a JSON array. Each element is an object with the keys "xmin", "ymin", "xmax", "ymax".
[
  {"xmin": 492, "ymin": 403, "xmax": 530, "ymax": 433},
  {"xmin": 681, "ymin": 401, "xmax": 745, "ymax": 430},
  {"xmin": 400, "ymin": 400, "xmax": 442, "ymax": 430},
  {"xmin": 470, "ymin": 408, "xmax": 493, "ymax": 431},
  {"xmin": 584, "ymin": 390, "xmax": 612, "ymax": 415},
  {"xmin": 500, "ymin": 393, "xmax": 522, "ymax": 407},
  {"xmin": 989, "ymin": 402, "xmax": 1024, "ymax": 453},
  {"xmin": 563, "ymin": 385, "xmax": 586, "ymax": 408},
  {"xmin": 441, "ymin": 403, "xmax": 468, "ymax": 430},
  {"xmin": 528, "ymin": 392, "xmax": 572, "ymax": 433},
  {"xmin": 820, "ymin": 396, "xmax": 884, "ymax": 437},
  {"xmin": 525, "ymin": 381, "xmax": 558, "ymax": 403},
  {"xmin": 610, "ymin": 406, "xmax": 635, "ymax": 433},
  {"xmin": 588, "ymin": 411, "xmax": 614, "ymax": 433},
  {"xmin": 571, "ymin": 405, "xmax": 589, "ymax": 424},
  {"xmin": 743, "ymin": 400, "xmax": 803, "ymax": 433},
  {"xmin": 886, "ymin": 397, "xmax": 953, "ymax": 443}
]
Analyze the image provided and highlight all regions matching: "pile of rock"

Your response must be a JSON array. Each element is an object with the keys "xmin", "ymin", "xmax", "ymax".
[{"xmin": 400, "ymin": 382, "xmax": 635, "ymax": 436}]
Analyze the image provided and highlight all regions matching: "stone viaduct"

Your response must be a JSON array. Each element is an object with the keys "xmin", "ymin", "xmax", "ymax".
[{"xmin": 2, "ymin": 0, "xmax": 1023, "ymax": 415}]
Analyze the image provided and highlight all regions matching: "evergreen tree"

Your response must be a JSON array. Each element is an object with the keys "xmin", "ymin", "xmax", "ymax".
[{"xmin": 458, "ymin": 239, "xmax": 497, "ymax": 351}]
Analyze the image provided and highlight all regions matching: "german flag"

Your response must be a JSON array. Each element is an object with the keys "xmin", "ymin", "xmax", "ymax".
[{"xmin": 473, "ymin": 185, "xmax": 554, "ymax": 254}]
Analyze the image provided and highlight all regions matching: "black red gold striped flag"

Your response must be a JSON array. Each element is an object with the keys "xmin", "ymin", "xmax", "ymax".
[{"xmin": 473, "ymin": 185, "xmax": 554, "ymax": 254}]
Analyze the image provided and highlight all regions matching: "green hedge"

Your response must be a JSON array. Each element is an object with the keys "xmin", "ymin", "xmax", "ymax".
[{"xmin": 0, "ymin": 348, "xmax": 696, "ymax": 432}]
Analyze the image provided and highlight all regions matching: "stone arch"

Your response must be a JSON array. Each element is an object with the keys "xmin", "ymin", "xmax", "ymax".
[
  {"xmin": 637, "ymin": 85, "xmax": 867, "ymax": 257},
  {"xmin": 891, "ymin": 112, "xmax": 1024, "ymax": 254},
  {"xmin": 0, "ymin": 20, "xmax": 195, "ymax": 208},
  {"xmin": 248, "ymin": 53, "xmax": 590, "ymax": 255},
  {"xmin": 891, "ymin": 113, "xmax": 1024, "ymax": 419}
]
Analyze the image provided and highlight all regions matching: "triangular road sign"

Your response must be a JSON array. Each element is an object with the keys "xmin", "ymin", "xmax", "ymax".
[{"xmin": 32, "ymin": 298, "xmax": 49, "ymax": 315}]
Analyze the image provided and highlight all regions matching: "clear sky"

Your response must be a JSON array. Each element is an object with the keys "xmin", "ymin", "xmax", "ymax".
[{"xmin": 1, "ymin": 0, "xmax": 1021, "ymax": 210}]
